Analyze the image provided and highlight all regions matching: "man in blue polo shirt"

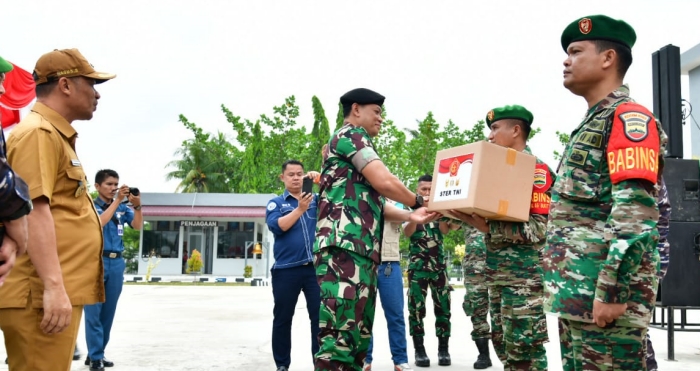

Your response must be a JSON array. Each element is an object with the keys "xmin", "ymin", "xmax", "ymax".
[
  {"xmin": 84, "ymin": 169, "xmax": 142, "ymax": 371},
  {"xmin": 266, "ymin": 160, "xmax": 320, "ymax": 371}
]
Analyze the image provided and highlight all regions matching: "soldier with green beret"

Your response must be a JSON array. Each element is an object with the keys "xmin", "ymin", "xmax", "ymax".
[
  {"xmin": 544, "ymin": 15, "xmax": 667, "ymax": 371},
  {"xmin": 451, "ymin": 104, "xmax": 554, "ymax": 371}
]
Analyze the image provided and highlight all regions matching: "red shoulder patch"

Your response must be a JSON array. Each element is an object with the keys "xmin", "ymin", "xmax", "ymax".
[
  {"xmin": 530, "ymin": 163, "xmax": 553, "ymax": 215},
  {"xmin": 607, "ymin": 102, "xmax": 660, "ymax": 184}
]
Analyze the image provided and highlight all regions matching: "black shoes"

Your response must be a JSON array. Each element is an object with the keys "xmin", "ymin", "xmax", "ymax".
[
  {"xmin": 437, "ymin": 337, "xmax": 451, "ymax": 366},
  {"xmin": 85, "ymin": 356, "xmax": 114, "ymax": 367},
  {"xmin": 473, "ymin": 338, "xmax": 493, "ymax": 369},
  {"xmin": 73, "ymin": 346, "xmax": 81, "ymax": 361},
  {"xmin": 412, "ymin": 335, "xmax": 430, "ymax": 367},
  {"xmin": 89, "ymin": 359, "xmax": 105, "ymax": 371}
]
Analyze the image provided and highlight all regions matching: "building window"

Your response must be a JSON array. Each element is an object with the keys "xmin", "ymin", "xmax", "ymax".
[
  {"xmin": 217, "ymin": 222, "xmax": 254, "ymax": 259},
  {"xmin": 143, "ymin": 220, "xmax": 180, "ymax": 258}
]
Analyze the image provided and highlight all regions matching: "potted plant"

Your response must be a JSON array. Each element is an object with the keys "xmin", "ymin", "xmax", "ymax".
[
  {"xmin": 244, "ymin": 265, "xmax": 253, "ymax": 278},
  {"xmin": 186, "ymin": 249, "xmax": 203, "ymax": 282}
]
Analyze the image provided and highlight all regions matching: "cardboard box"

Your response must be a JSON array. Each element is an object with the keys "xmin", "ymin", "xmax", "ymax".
[{"xmin": 427, "ymin": 141, "xmax": 536, "ymax": 222}]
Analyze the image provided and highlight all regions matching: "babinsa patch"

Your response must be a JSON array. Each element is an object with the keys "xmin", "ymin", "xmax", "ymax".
[
  {"xmin": 619, "ymin": 111, "xmax": 651, "ymax": 142},
  {"xmin": 533, "ymin": 168, "xmax": 548, "ymax": 189}
]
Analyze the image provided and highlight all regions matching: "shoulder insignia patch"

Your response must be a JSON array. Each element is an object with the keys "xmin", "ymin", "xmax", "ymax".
[
  {"xmin": 533, "ymin": 167, "xmax": 548, "ymax": 189},
  {"xmin": 607, "ymin": 102, "xmax": 660, "ymax": 184},
  {"xmin": 530, "ymin": 163, "xmax": 553, "ymax": 214},
  {"xmin": 267, "ymin": 202, "xmax": 276, "ymax": 211},
  {"xmin": 619, "ymin": 111, "xmax": 651, "ymax": 142}
]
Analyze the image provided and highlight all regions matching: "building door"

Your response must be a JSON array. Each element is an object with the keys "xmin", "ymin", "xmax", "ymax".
[{"xmin": 188, "ymin": 232, "xmax": 204, "ymax": 274}]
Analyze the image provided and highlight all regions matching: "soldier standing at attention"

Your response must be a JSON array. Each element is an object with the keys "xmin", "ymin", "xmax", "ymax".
[
  {"xmin": 404, "ymin": 174, "xmax": 457, "ymax": 367},
  {"xmin": 314, "ymin": 88, "xmax": 439, "ymax": 371},
  {"xmin": 462, "ymin": 225, "xmax": 492, "ymax": 369},
  {"xmin": 451, "ymin": 105, "xmax": 553, "ymax": 371},
  {"xmin": 543, "ymin": 15, "xmax": 667, "ymax": 371}
]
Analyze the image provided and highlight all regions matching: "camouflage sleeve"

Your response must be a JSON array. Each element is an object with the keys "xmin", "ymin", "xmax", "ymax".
[
  {"xmin": 595, "ymin": 179, "xmax": 658, "ymax": 304},
  {"xmin": 336, "ymin": 127, "xmax": 380, "ymax": 172},
  {"xmin": 657, "ymin": 176, "xmax": 671, "ymax": 279},
  {"xmin": 486, "ymin": 213, "xmax": 548, "ymax": 246}
]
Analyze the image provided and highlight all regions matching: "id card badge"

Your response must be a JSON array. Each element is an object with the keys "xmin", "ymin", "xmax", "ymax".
[{"xmin": 117, "ymin": 224, "xmax": 124, "ymax": 236}]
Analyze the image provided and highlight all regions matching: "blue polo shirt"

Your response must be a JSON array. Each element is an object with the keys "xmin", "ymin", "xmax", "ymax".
[
  {"xmin": 266, "ymin": 190, "xmax": 317, "ymax": 269},
  {"xmin": 94, "ymin": 198, "xmax": 135, "ymax": 253}
]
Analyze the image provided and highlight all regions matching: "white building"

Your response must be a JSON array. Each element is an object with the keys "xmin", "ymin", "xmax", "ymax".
[{"xmin": 137, "ymin": 192, "xmax": 277, "ymax": 278}]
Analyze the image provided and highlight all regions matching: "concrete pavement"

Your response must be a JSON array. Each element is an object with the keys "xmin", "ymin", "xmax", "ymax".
[{"xmin": 0, "ymin": 284, "xmax": 697, "ymax": 370}]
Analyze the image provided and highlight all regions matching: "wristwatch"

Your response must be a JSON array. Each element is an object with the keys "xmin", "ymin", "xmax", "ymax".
[
  {"xmin": 411, "ymin": 194, "xmax": 424, "ymax": 209},
  {"xmin": 133, "ymin": 205, "xmax": 142, "ymax": 211}
]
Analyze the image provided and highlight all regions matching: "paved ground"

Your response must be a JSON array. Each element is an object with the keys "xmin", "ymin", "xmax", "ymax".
[{"xmin": 0, "ymin": 284, "xmax": 698, "ymax": 370}]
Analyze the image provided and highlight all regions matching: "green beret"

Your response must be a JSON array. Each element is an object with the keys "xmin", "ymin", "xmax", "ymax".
[
  {"xmin": 340, "ymin": 88, "xmax": 385, "ymax": 109},
  {"xmin": 0, "ymin": 55, "xmax": 13, "ymax": 74},
  {"xmin": 561, "ymin": 15, "xmax": 636, "ymax": 51},
  {"xmin": 485, "ymin": 105, "xmax": 533, "ymax": 128}
]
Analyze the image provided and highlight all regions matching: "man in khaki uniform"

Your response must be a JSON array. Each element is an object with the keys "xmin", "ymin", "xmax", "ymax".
[{"xmin": 0, "ymin": 48, "xmax": 115, "ymax": 371}]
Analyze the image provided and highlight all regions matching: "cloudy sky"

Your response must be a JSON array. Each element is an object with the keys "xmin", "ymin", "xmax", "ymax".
[{"xmin": 3, "ymin": 0, "xmax": 699, "ymax": 193}]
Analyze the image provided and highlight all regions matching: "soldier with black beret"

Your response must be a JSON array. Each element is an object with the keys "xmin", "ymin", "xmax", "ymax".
[
  {"xmin": 543, "ymin": 15, "xmax": 667, "ymax": 371},
  {"xmin": 314, "ymin": 88, "xmax": 439, "ymax": 370}
]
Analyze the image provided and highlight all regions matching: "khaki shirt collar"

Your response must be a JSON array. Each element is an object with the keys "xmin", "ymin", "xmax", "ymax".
[{"xmin": 31, "ymin": 102, "xmax": 77, "ymax": 141}]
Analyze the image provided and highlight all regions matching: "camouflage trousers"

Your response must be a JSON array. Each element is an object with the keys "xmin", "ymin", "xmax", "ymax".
[
  {"xmin": 407, "ymin": 269, "xmax": 451, "ymax": 337},
  {"xmin": 645, "ymin": 333, "xmax": 658, "ymax": 371},
  {"xmin": 463, "ymin": 278, "xmax": 491, "ymax": 340},
  {"xmin": 558, "ymin": 318, "xmax": 648, "ymax": 371},
  {"xmin": 313, "ymin": 247, "xmax": 378, "ymax": 371},
  {"xmin": 490, "ymin": 284, "xmax": 548, "ymax": 371}
]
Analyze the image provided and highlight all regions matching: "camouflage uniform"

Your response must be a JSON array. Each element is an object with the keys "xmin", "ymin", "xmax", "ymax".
[
  {"xmin": 314, "ymin": 123, "xmax": 384, "ymax": 371},
  {"xmin": 485, "ymin": 146, "xmax": 552, "ymax": 371},
  {"xmin": 462, "ymin": 225, "xmax": 490, "ymax": 340},
  {"xmin": 406, "ymin": 221, "xmax": 452, "ymax": 338},
  {"xmin": 646, "ymin": 176, "xmax": 671, "ymax": 371},
  {"xmin": 543, "ymin": 85, "xmax": 668, "ymax": 371}
]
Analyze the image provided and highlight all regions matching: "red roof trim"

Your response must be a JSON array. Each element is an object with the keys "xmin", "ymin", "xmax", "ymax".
[{"xmin": 142, "ymin": 206, "xmax": 266, "ymax": 218}]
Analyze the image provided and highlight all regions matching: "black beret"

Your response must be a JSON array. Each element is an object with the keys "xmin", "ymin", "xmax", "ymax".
[{"xmin": 340, "ymin": 88, "xmax": 385, "ymax": 108}]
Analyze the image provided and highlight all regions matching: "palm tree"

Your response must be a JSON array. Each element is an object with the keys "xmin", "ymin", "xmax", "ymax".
[{"xmin": 165, "ymin": 135, "xmax": 235, "ymax": 193}]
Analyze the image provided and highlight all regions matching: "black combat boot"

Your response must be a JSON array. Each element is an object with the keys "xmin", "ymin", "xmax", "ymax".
[
  {"xmin": 413, "ymin": 335, "xmax": 430, "ymax": 367},
  {"xmin": 437, "ymin": 337, "xmax": 451, "ymax": 366},
  {"xmin": 473, "ymin": 338, "xmax": 493, "ymax": 369}
]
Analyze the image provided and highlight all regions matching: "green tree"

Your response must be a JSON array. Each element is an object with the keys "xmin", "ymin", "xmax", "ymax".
[
  {"xmin": 237, "ymin": 121, "xmax": 267, "ymax": 193},
  {"xmin": 123, "ymin": 227, "xmax": 140, "ymax": 274},
  {"xmin": 335, "ymin": 102, "xmax": 344, "ymax": 131},
  {"xmin": 224, "ymin": 96, "xmax": 310, "ymax": 194},
  {"xmin": 307, "ymin": 96, "xmax": 331, "ymax": 171},
  {"xmin": 553, "ymin": 130, "xmax": 571, "ymax": 161},
  {"xmin": 165, "ymin": 115, "xmax": 238, "ymax": 193}
]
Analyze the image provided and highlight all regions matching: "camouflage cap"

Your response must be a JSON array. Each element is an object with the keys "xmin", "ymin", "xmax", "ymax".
[
  {"xmin": 0, "ymin": 54, "xmax": 13, "ymax": 74},
  {"xmin": 561, "ymin": 15, "xmax": 636, "ymax": 51},
  {"xmin": 485, "ymin": 105, "xmax": 533, "ymax": 128}
]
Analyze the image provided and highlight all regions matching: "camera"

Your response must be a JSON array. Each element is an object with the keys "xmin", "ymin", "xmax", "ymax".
[{"xmin": 128, "ymin": 187, "xmax": 140, "ymax": 196}]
